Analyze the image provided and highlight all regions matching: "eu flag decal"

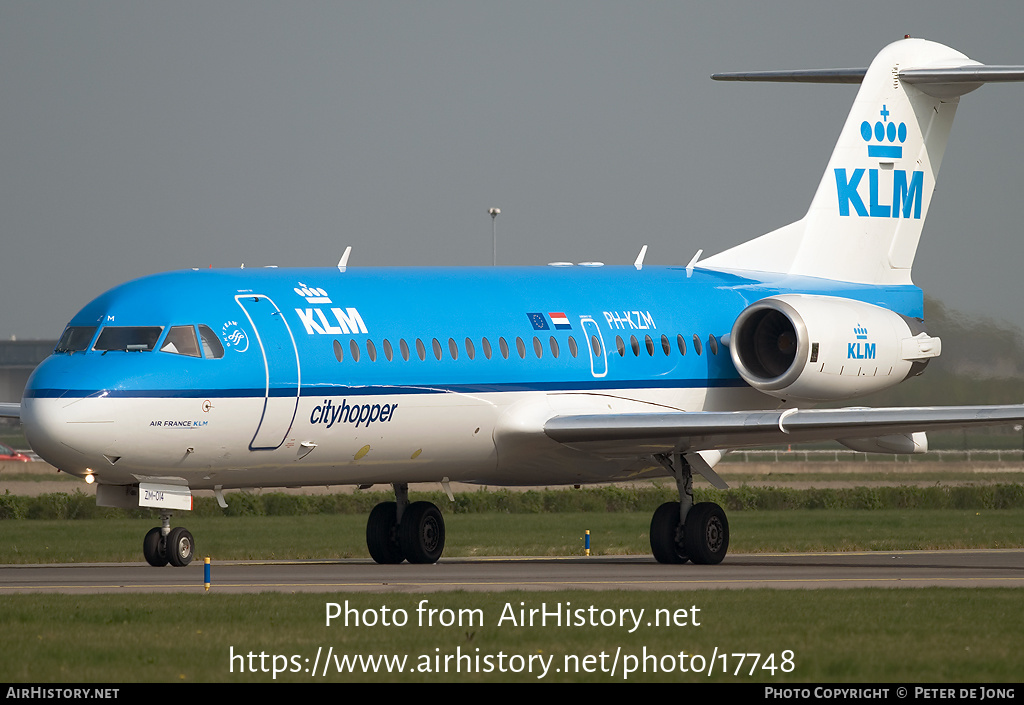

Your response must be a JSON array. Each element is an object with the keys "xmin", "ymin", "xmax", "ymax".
[{"xmin": 527, "ymin": 312, "xmax": 549, "ymax": 330}]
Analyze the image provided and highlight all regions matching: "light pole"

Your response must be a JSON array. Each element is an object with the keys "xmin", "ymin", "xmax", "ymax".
[{"xmin": 489, "ymin": 208, "xmax": 500, "ymax": 266}]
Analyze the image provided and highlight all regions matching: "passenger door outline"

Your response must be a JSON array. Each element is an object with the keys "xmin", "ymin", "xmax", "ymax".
[
  {"xmin": 580, "ymin": 316, "xmax": 608, "ymax": 378},
  {"xmin": 235, "ymin": 294, "xmax": 301, "ymax": 450}
]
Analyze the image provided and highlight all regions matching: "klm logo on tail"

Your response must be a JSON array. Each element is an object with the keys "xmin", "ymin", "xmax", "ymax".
[{"xmin": 835, "ymin": 106, "xmax": 923, "ymax": 219}]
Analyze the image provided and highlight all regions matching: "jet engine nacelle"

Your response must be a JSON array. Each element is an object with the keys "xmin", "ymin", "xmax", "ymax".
[{"xmin": 728, "ymin": 295, "xmax": 941, "ymax": 402}]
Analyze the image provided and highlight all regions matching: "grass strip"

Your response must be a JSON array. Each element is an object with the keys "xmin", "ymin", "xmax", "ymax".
[
  {"xmin": 3, "ymin": 484, "xmax": 1024, "ymax": 520},
  {"xmin": 1, "ymin": 509, "xmax": 1022, "ymax": 564}
]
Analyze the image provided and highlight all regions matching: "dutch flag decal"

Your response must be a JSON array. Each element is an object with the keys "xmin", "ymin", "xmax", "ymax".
[{"xmin": 549, "ymin": 312, "xmax": 572, "ymax": 330}]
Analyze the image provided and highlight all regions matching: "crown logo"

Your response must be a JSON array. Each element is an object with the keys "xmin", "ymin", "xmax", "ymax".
[
  {"xmin": 294, "ymin": 283, "xmax": 332, "ymax": 304},
  {"xmin": 853, "ymin": 324, "xmax": 868, "ymax": 340},
  {"xmin": 860, "ymin": 106, "xmax": 906, "ymax": 159}
]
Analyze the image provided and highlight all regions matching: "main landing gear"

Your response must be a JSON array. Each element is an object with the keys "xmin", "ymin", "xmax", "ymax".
[
  {"xmin": 649, "ymin": 453, "xmax": 729, "ymax": 565},
  {"xmin": 366, "ymin": 483, "xmax": 446, "ymax": 564},
  {"xmin": 142, "ymin": 511, "xmax": 195, "ymax": 567}
]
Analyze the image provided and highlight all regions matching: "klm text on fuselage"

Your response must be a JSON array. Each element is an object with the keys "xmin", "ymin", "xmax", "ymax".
[
  {"xmin": 296, "ymin": 307, "xmax": 367, "ymax": 335},
  {"xmin": 834, "ymin": 168, "xmax": 923, "ymax": 218}
]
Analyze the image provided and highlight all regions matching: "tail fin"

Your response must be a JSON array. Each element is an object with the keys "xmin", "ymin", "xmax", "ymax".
[{"xmin": 700, "ymin": 38, "xmax": 1024, "ymax": 285}]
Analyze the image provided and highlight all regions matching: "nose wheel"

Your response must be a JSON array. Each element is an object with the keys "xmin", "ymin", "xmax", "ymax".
[{"xmin": 142, "ymin": 513, "xmax": 195, "ymax": 567}]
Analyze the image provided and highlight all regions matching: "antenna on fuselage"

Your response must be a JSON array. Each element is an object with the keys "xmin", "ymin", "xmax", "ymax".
[
  {"xmin": 634, "ymin": 245, "xmax": 648, "ymax": 270},
  {"xmin": 338, "ymin": 246, "xmax": 353, "ymax": 272},
  {"xmin": 489, "ymin": 208, "xmax": 500, "ymax": 265},
  {"xmin": 685, "ymin": 249, "xmax": 703, "ymax": 277}
]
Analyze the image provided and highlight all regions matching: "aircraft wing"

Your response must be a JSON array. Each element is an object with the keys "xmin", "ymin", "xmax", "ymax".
[
  {"xmin": 544, "ymin": 404, "xmax": 1024, "ymax": 455},
  {"xmin": 0, "ymin": 403, "xmax": 20, "ymax": 420}
]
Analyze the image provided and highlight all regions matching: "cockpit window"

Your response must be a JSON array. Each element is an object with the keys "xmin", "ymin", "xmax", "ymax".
[
  {"xmin": 198, "ymin": 325, "xmax": 224, "ymax": 359},
  {"xmin": 55, "ymin": 326, "xmax": 97, "ymax": 353},
  {"xmin": 160, "ymin": 326, "xmax": 201, "ymax": 357},
  {"xmin": 93, "ymin": 327, "xmax": 163, "ymax": 352}
]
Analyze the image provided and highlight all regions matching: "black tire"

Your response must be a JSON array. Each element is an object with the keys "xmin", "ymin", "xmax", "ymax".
[
  {"xmin": 143, "ymin": 527, "xmax": 169, "ymax": 567},
  {"xmin": 399, "ymin": 501, "xmax": 445, "ymax": 564},
  {"xmin": 166, "ymin": 527, "xmax": 195, "ymax": 567},
  {"xmin": 366, "ymin": 502, "xmax": 404, "ymax": 564},
  {"xmin": 683, "ymin": 502, "xmax": 729, "ymax": 565},
  {"xmin": 650, "ymin": 501, "xmax": 688, "ymax": 564}
]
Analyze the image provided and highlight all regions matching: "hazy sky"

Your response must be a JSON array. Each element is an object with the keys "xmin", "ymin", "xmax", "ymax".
[{"xmin": 3, "ymin": 1, "xmax": 1024, "ymax": 339}]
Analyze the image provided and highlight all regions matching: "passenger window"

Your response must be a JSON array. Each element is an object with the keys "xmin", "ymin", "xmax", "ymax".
[
  {"xmin": 448, "ymin": 338, "xmax": 459, "ymax": 360},
  {"xmin": 532, "ymin": 336, "xmax": 543, "ymax": 359},
  {"xmin": 515, "ymin": 337, "xmax": 526, "ymax": 359},
  {"xmin": 383, "ymin": 339, "xmax": 394, "ymax": 361},
  {"xmin": 350, "ymin": 339, "xmax": 361, "ymax": 362},
  {"xmin": 616, "ymin": 336, "xmax": 625, "ymax": 357},
  {"xmin": 400, "ymin": 339, "xmax": 410, "ymax": 361},
  {"xmin": 568, "ymin": 336, "xmax": 578, "ymax": 357},
  {"xmin": 693, "ymin": 334, "xmax": 703, "ymax": 356},
  {"xmin": 366, "ymin": 340, "xmax": 377, "ymax": 362},
  {"xmin": 416, "ymin": 338, "xmax": 426, "ymax": 361},
  {"xmin": 677, "ymin": 334, "xmax": 686, "ymax": 356},
  {"xmin": 465, "ymin": 337, "xmax": 476, "ymax": 360},
  {"xmin": 432, "ymin": 338, "xmax": 443, "ymax": 360},
  {"xmin": 630, "ymin": 335, "xmax": 640, "ymax": 356},
  {"xmin": 333, "ymin": 339, "xmax": 344, "ymax": 362},
  {"xmin": 199, "ymin": 325, "xmax": 224, "ymax": 359},
  {"xmin": 590, "ymin": 335, "xmax": 602, "ymax": 357},
  {"xmin": 709, "ymin": 334, "xmax": 719, "ymax": 356},
  {"xmin": 482, "ymin": 337, "xmax": 492, "ymax": 359},
  {"xmin": 499, "ymin": 337, "xmax": 510, "ymax": 359},
  {"xmin": 161, "ymin": 326, "xmax": 201, "ymax": 357},
  {"xmin": 549, "ymin": 336, "xmax": 559, "ymax": 358},
  {"xmin": 661, "ymin": 334, "xmax": 671, "ymax": 356},
  {"xmin": 645, "ymin": 335, "xmax": 655, "ymax": 356}
]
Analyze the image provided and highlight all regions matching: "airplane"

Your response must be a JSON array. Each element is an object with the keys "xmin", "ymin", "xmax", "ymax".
[{"xmin": 6, "ymin": 37, "xmax": 1024, "ymax": 568}]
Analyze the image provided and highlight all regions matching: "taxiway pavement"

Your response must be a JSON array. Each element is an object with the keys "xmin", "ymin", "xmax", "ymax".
[{"xmin": 1, "ymin": 549, "xmax": 1021, "ymax": 593}]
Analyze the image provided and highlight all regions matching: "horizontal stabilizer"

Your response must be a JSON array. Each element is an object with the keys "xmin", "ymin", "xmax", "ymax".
[
  {"xmin": 712, "ymin": 68, "xmax": 866, "ymax": 83},
  {"xmin": 713, "ymin": 61, "xmax": 1024, "ymax": 98}
]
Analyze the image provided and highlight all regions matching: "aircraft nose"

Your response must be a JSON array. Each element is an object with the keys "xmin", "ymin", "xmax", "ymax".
[
  {"xmin": 20, "ymin": 357, "xmax": 115, "ymax": 477},
  {"xmin": 21, "ymin": 395, "xmax": 116, "ymax": 477}
]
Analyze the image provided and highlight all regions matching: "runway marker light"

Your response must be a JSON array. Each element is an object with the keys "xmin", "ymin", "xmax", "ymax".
[
  {"xmin": 204, "ymin": 557, "xmax": 211, "ymax": 591},
  {"xmin": 584, "ymin": 530, "xmax": 590, "ymax": 556}
]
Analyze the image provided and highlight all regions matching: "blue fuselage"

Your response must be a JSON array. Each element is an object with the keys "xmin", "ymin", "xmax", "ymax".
[{"xmin": 21, "ymin": 265, "xmax": 923, "ymax": 488}]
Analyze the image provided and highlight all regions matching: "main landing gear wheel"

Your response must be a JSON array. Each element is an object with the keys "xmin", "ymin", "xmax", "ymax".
[
  {"xmin": 366, "ymin": 494, "xmax": 446, "ymax": 565},
  {"xmin": 366, "ymin": 502, "xmax": 404, "ymax": 564},
  {"xmin": 683, "ymin": 502, "xmax": 729, "ymax": 565},
  {"xmin": 399, "ymin": 501, "xmax": 445, "ymax": 564},
  {"xmin": 650, "ymin": 502, "xmax": 689, "ymax": 564}
]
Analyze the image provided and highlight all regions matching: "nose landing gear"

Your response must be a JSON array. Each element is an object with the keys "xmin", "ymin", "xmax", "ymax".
[{"xmin": 142, "ymin": 512, "xmax": 195, "ymax": 567}]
